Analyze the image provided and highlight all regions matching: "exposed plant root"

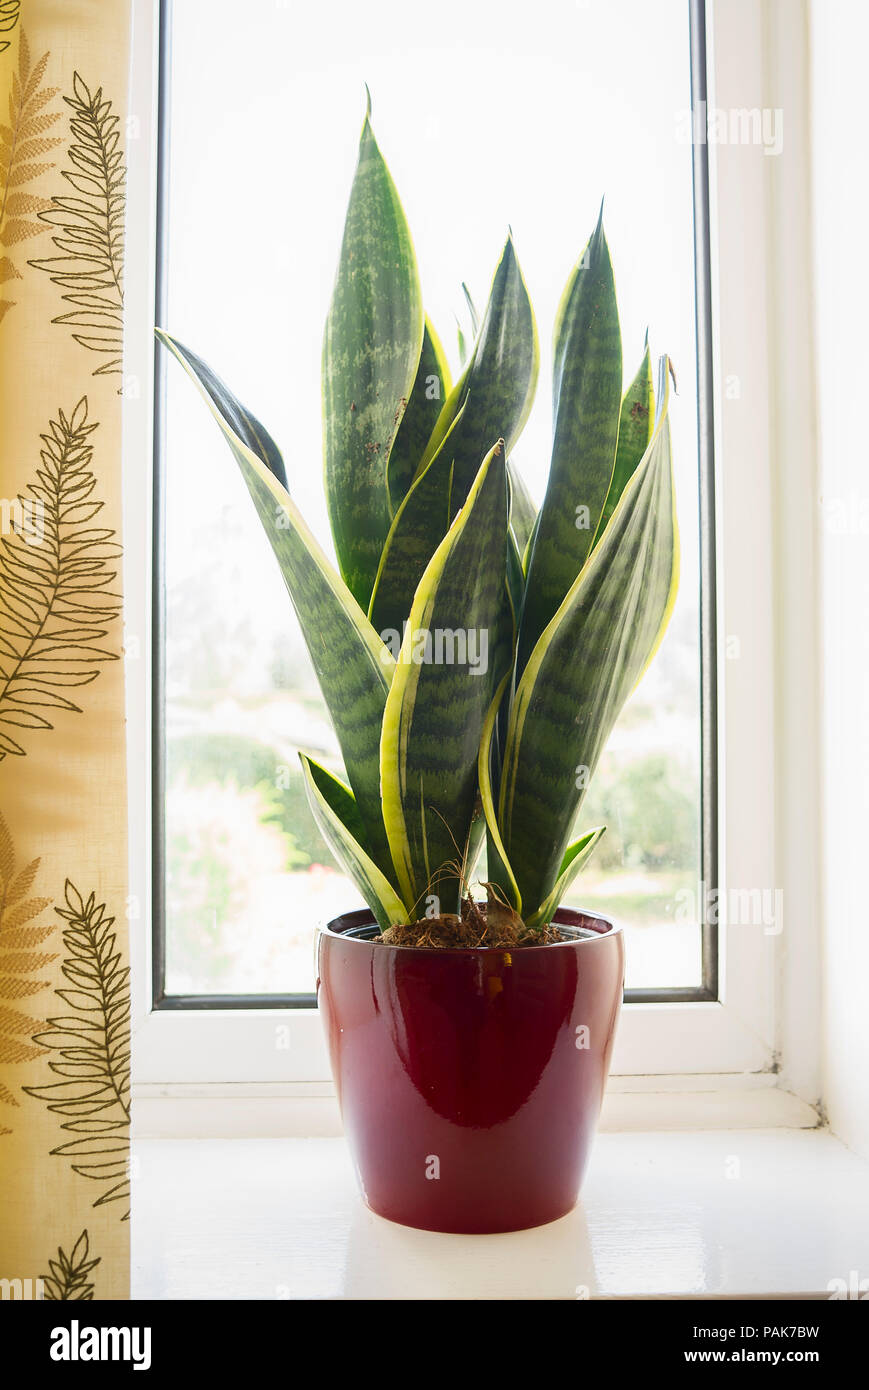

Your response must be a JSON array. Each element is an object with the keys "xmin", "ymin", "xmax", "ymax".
[{"xmin": 379, "ymin": 883, "xmax": 565, "ymax": 949}]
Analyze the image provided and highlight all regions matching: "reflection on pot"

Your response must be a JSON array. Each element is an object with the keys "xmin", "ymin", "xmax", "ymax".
[{"xmin": 318, "ymin": 907, "xmax": 624, "ymax": 1234}]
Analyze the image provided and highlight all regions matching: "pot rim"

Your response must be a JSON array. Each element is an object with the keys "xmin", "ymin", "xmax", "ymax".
[{"xmin": 320, "ymin": 904, "xmax": 623, "ymax": 956}]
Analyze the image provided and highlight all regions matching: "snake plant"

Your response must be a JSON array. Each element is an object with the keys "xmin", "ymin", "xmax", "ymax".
[{"xmin": 157, "ymin": 99, "xmax": 679, "ymax": 936}]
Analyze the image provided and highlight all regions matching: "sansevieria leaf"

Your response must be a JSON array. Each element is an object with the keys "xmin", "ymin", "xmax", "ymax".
[
  {"xmin": 462, "ymin": 282, "xmax": 480, "ymax": 335},
  {"xmin": 455, "ymin": 283, "xmax": 479, "ymax": 367},
  {"xmin": 370, "ymin": 241, "xmax": 538, "ymax": 634},
  {"xmin": 367, "ymin": 404, "xmax": 467, "ymax": 637},
  {"xmin": 416, "ymin": 237, "xmax": 538, "ymax": 514},
  {"xmin": 518, "ymin": 209, "xmax": 622, "ymax": 671},
  {"xmin": 493, "ymin": 529, "xmax": 525, "ymax": 749},
  {"xmin": 508, "ymin": 459, "xmax": 537, "ymax": 558},
  {"xmin": 523, "ymin": 826, "xmax": 606, "ymax": 931},
  {"xmin": 299, "ymin": 755, "xmax": 406, "ymax": 931},
  {"xmin": 503, "ymin": 528, "xmax": 525, "ymax": 663},
  {"xmin": 592, "ymin": 342, "xmax": 654, "ymax": 548},
  {"xmin": 381, "ymin": 441, "xmax": 508, "ymax": 915},
  {"xmin": 157, "ymin": 330, "xmax": 395, "ymax": 876},
  {"xmin": 322, "ymin": 98, "xmax": 424, "ymax": 611},
  {"xmin": 386, "ymin": 319, "xmax": 452, "ymax": 515},
  {"xmin": 478, "ymin": 674, "xmax": 522, "ymax": 911},
  {"xmin": 162, "ymin": 103, "xmax": 681, "ymax": 945},
  {"xmin": 498, "ymin": 358, "xmax": 678, "ymax": 918}
]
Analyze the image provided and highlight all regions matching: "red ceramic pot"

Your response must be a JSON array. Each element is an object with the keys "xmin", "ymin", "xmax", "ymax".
[{"xmin": 317, "ymin": 906, "xmax": 625, "ymax": 1234}]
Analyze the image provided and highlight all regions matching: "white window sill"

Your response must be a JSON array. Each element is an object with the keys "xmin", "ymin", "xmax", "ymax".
[
  {"xmin": 131, "ymin": 1126, "xmax": 868, "ymax": 1300},
  {"xmin": 131, "ymin": 1079, "xmax": 819, "ymax": 1139}
]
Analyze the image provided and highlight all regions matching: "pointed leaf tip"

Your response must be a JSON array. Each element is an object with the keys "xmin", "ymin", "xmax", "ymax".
[
  {"xmin": 591, "ymin": 197, "xmax": 606, "ymax": 247},
  {"xmin": 325, "ymin": 101, "xmax": 423, "ymax": 607}
]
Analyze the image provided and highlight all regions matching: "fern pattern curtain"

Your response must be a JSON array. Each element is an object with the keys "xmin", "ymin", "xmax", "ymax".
[{"xmin": 0, "ymin": 0, "xmax": 130, "ymax": 1299}]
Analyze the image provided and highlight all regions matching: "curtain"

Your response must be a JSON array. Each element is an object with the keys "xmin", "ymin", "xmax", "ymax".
[{"xmin": 0, "ymin": 0, "xmax": 130, "ymax": 1300}]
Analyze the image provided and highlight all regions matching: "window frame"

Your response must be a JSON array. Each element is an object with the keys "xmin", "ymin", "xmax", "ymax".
[
  {"xmin": 152, "ymin": 0, "xmax": 717, "ymax": 1011},
  {"xmin": 127, "ymin": 0, "xmax": 815, "ymax": 1093}
]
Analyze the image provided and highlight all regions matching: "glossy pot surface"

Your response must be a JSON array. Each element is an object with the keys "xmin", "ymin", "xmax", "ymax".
[{"xmin": 317, "ymin": 906, "xmax": 625, "ymax": 1233}]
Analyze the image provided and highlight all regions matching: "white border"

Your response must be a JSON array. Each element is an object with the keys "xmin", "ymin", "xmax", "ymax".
[{"xmin": 125, "ymin": 0, "xmax": 820, "ymax": 1105}]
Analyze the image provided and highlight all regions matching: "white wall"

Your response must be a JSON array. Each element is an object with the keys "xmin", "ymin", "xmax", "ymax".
[{"xmin": 810, "ymin": 0, "xmax": 869, "ymax": 1157}]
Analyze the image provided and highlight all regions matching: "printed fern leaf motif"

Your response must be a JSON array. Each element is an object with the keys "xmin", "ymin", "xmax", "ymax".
[
  {"xmin": 0, "ymin": 811, "xmax": 56, "ymax": 1135},
  {"xmin": 41, "ymin": 1229, "xmax": 101, "ymax": 1300},
  {"xmin": 24, "ymin": 881, "xmax": 130, "ymax": 1217},
  {"xmin": 0, "ymin": 2, "xmax": 20, "ymax": 56},
  {"xmin": 29, "ymin": 72, "xmax": 125, "ymax": 374},
  {"xmin": 0, "ymin": 397, "xmax": 121, "ymax": 760},
  {"xmin": 0, "ymin": 27, "xmax": 61, "ymax": 322}
]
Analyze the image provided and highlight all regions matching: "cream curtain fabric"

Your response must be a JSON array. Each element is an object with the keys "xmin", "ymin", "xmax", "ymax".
[{"xmin": 0, "ymin": 0, "xmax": 130, "ymax": 1299}]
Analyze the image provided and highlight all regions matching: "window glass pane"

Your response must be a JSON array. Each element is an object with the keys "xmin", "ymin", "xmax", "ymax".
[{"xmin": 162, "ymin": 0, "xmax": 702, "ymax": 995}]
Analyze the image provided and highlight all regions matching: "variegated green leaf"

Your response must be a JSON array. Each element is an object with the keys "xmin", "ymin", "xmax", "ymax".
[
  {"xmin": 508, "ymin": 458, "xmax": 537, "ymax": 558},
  {"xmin": 523, "ymin": 826, "xmax": 606, "ymax": 931},
  {"xmin": 381, "ymin": 441, "xmax": 508, "ymax": 915},
  {"xmin": 498, "ymin": 358, "xmax": 678, "ymax": 919},
  {"xmin": 370, "ymin": 241, "xmax": 538, "ymax": 635},
  {"xmin": 299, "ymin": 755, "xmax": 406, "ymax": 930},
  {"xmin": 592, "ymin": 342, "xmax": 654, "ymax": 548},
  {"xmin": 479, "ymin": 673, "xmax": 522, "ymax": 911},
  {"xmin": 416, "ymin": 237, "xmax": 538, "ymax": 514},
  {"xmin": 367, "ymin": 404, "xmax": 468, "ymax": 637},
  {"xmin": 386, "ymin": 318, "xmax": 452, "ymax": 516},
  {"xmin": 462, "ymin": 282, "xmax": 480, "ymax": 335},
  {"xmin": 157, "ymin": 329, "xmax": 395, "ymax": 877},
  {"xmin": 518, "ymin": 210, "xmax": 622, "ymax": 671},
  {"xmin": 521, "ymin": 511, "xmax": 540, "ymax": 574},
  {"xmin": 369, "ymin": 454, "xmax": 453, "ymax": 639},
  {"xmin": 504, "ymin": 528, "xmax": 524, "ymax": 656},
  {"xmin": 456, "ymin": 321, "xmax": 468, "ymax": 366},
  {"xmin": 494, "ymin": 529, "xmax": 525, "ymax": 751},
  {"xmin": 455, "ymin": 281, "xmax": 479, "ymax": 367},
  {"xmin": 323, "ymin": 101, "xmax": 424, "ymax": 610}
]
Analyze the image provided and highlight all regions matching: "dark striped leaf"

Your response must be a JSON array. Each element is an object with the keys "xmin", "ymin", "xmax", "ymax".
[
  {"xmin": 508, "ymin": 458, "xmax": 537, "ymax": 559},
  {"xmin": 386, "ymin": 318, "xmax": 452, "ymax": 516},
  {"xmin": 370, "ymin": 240, "xmax": 538, "ymax": 635},
  {"xmin": 157, "ymin": 330, "xmax": 395, "ymax": 877},
  {"xmin": 322, "ymin": 101, "xmax": 423, "ymax": 610},
  {"xmin": 462, "ymin": 282, "xmax": 480, "ymax": 334},
  {"xmin": 497, "ymin": 359, "xmax": 678, "ymax": 919},
  {"xmin": 592, "ymin": 342, "xmax": 654, "ymax": 548},
  {"xmin": 381, "ymin": 441, "xmax": 508, "ymax": 915},
  {"xmin": 416, "ymin": 237, "xmax": 538, "ymax": 515},
  {"xmin": 521, "ymin": 510, "xmax": 540, "ymax": 573},
  {"xmin": 494, "ymin": 529, "xmax": 525, "ymax": 752},
  {"xmin": 518, "ymin": 209, "xmax": 622, "ymax": 671},
  {"xmin": 455, "ymin": 282, "xmax": 480, "ymax": 366},
  {"xmin": 479, "ymin": 673, "xmax": 522, "ymax": 910},
  {"xmin": 367, "ymin": 406, "xmax": 467, "ymax": 637},
  {"xmin": 504, "ymin": 527, "xmax": 524, "ymax": 669},
  {"xmin": 523, "ymin": 826, "xmax": 606, "ymax": 931},
  {"xmin": 299, "ymin": 755, "xmax": 406, "ymax": 930}
]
